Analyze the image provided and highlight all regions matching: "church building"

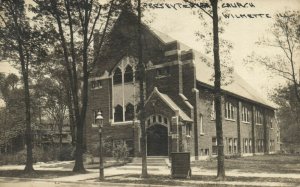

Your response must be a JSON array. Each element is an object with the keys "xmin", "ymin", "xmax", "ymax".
[{"xmin": 86, "ymin": 9, "xmax": 280, "ymax": 160}]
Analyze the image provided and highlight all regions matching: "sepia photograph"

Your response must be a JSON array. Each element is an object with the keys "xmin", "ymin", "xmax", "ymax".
[{"xmin": 0, "ymin": 0, "xmax": 299, "ymax": 186}]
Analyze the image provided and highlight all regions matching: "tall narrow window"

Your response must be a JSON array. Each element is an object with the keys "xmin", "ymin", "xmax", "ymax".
[
  {"xmin": 228, "ymin": 138, "xmax": 232, "ymax": 154},
  {"xmin": 249, "ymin": 139, "xmax": 252, "ymax": 153},
  {"xmin": 186, "ymin": 124, "xmax": 191, "ymax": 136},
  {"xmin": 114, "ymin": 105, "xmax": 123, "ymax": 122},
  {"xmin": 113, "ymin": 68, "xmax": 122, "ymax": 85},
  {"xmin": 244, "ymin": 139, "xmax": 248, "ymax": 153},
  {"xmin": 210, "ymin": 100, "xmax": 216, "ymax": 120},
  {"xmin": 212, "ymin": 137, "xmax": 218, "ymax": 155},
  {"xmin": 200, "ymin": 114, "xmax": 204, "ymax": 134},
  {"xmin": 225, "ymin": 101, "xmax": 235, "ymax": 120},
  {"xmin": 125, "ymin": 103, "xmax": 134, "ymax": 121},
  {"xmin": 256, "ymin": 110, "xmax": 263, "ymax": 125},
  {"xmin": 234, "ymin": 138, "xmax": 238, "ymax": 153},
  {"xmin": 242, "ymin": 106, "xmax": 250, "ymax": 123},
  {"xmin": 124, "ymin": 65, "xmax": 133, "ymax": 83}
]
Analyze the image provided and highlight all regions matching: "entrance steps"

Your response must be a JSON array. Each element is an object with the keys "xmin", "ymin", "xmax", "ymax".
[{"xmin": 126, "ymin": 156, "xmax": 170, "ymax": 167}]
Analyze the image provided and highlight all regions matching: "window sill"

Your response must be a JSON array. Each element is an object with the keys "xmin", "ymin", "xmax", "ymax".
[
  {"xmin": 124, "ymin": 82, "xmax": 134, "ymax": 85},
  {"xmin": 242, "ymin": 121, "xmax": 251, "ymax": 124},
  {"xmin": 155, "ymin": 75, "xmax": 170, "ymax": 79},
  {"xmin": 225, "ymin": 118, "xmax": 236, "ymax": 122},
  {"xmin": 200, "ymin": 133, "xmax": 205, "ymax": 136},
  {"xmin": 186, "ymin": 135, "xmax": 191, "ymax": 138},
  {"xmin": 111, "ymin": 120, "xmax": 139, "ymax": 126},
  {"xmin": 256, "ymin": 123, "xmax": 263, "ymax": 126},
  {"xmin": 91, "ymin": 87, "xmax": 102, "ymax": 90}
]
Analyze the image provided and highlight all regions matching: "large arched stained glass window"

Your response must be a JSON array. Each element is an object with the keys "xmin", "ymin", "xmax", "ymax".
[
  {"xmin": 113, "ymin": 68, "xmax": 122, "ymax": 85},
  {"xmin": 114, "ymin": 105, "xmax": 123, "ymax": 122},
  {"xmin": 125, "ymin": 103, "xmax": 134, "ymax": 121},
  {"xmin": 124, "ymin": 65, "xmax": 133, "ymax": 83}
]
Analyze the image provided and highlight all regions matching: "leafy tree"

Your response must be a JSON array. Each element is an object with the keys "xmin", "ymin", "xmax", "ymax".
[
  {"xmin": 34, "ymin": 77, "xmax": 68, "ymax": 149},
  {"xmin": 32, "ymin": 0, "xmax": 119, "ymax": 172},
  {"xmin": 0, "ymin": 0, "xmax": 49, "ymax": 172},
  {"xmin": 245, "ymin": 10, "xmax": 300, "ymax": 103},
  {"xmin": 271, "ymin": 85, "xmax": 300, "ymax": 144},
  {"xmin": 0, "ymin": 73, "xmax": 25, "ymax": 154}
]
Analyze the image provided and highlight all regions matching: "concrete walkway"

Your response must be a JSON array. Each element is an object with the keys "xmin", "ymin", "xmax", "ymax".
[{"xmin": 0, "ymin": 162, "xmax": 299, "ymax": 187}]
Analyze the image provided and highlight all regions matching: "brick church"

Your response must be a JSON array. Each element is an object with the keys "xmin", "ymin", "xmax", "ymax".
[{"xmin": 86, "ymin": 8, "xmax": 280, "ymax": 160}]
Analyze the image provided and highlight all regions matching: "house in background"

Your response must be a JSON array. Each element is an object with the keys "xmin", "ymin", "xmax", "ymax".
[{"xmin": 86, "ymin": 9, "xmax": 280, "ymax": 160}]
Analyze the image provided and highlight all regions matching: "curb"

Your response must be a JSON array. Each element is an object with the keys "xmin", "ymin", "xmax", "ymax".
[
  {"xmin": 0, "ymin": 177, "xmax": 184, "ymax": 187},
  {"xmin": 0, "ymin": 176, "xmax": 294, "ymax": 187}
]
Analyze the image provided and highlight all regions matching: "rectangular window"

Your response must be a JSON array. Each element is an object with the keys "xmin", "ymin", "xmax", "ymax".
[
  {"xmin": 244, "ymin": 139, "xmax": 248, "ymax": 153},
  {"xmin": 210, "ymin": 100, "xmax": 216, "ymax": 120},
  {"xmin": 152, "ymin": 116, "xmax": 156, "ymax": 123},
  {"xmin": 234, "ymin": 138, "xmax": 238, "ymax": 154},
  {"xmin": 200, "ymin": 149, "xmax": 204, "ymax": 156},
  {"xmin": 91, "ymin": 80, "xmax": 102, "ymax": 89},
  {"xmin": 225, "ymin": 101, "xmax": 235, "ymax": 120},
  {"xmin": 186, "ymin": 124, "xmax": 191, "ymax": 136},
  {"xmin": 212, "ymin": 137, "xmax": 218, "ymax": 155},
  {"xmin": 156, "ymin": 67, "xmax": 170, "ymax": 77},
  {"xmin": 242, "ymin": 105, "xmax": 250, "ymax": 123},
  {"xmin": 200, "ymin": 114, "xmax": 204, "ymax": 135},
  {"xmin": 228, "ymin": 138, "xmax": 232, "ymax": 154},
  {"xmin": 249, "ymin": 139, "xmax": 252, "ymax": 153},
  {"xmin": 205, "ymin": 149, "xmax": 209, "ymax": 155},
  {"xmin": 256, "ymin": 110, "xmax": 263, "ymax": 125},
  {"xmin": 158, "ymin": 115, "xmax": 162, "ymax": 123}
]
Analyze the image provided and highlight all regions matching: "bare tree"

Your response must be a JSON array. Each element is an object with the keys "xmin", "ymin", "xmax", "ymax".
[
  {"xmin": 184, "ymin": 0, "xmax": 226, "ymax": 179},
  {"xmin": 245, "ymin": 10, "xmax": 300, "ymax": 103}
]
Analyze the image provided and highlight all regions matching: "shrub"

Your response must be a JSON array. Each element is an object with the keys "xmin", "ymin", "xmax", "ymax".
[
  {"xmin": 112, "ymin": 141, "xmax": 129, "ymax": 161},
  {"xmin": 58, "ymin": 144, "xmax": 74, "ymax": 161},
  {"xmin": 89, "ymin": 139, "xmax": 113, "ymax": 157}
]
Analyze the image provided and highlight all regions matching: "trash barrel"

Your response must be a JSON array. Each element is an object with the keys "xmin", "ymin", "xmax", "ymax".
[{"xmin": 170, "ymin": 152, "xmax": 191, "ymax": 178}]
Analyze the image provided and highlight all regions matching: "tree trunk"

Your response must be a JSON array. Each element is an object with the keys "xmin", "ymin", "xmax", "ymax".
[
  {"xmin": 67, "ymin": 88, "xmax": 76, "ymax": 145},
  {"xmin": 59, "ymin": 120, "xmax": 63, "ymax": 150},
  {"xmin": 137, "ymin": 0, "xmax": 148, "ymax": 178},
  {"xmin": 210, "ymin": 0, "xmax": 225, "ymax": 180},
  {"xmin": 72, "ymin": 119, "xmax": 85, "ymax": 172},
  {"xmin": 22, "ymin": 62, "xmax": 34, "ymax": 172}
]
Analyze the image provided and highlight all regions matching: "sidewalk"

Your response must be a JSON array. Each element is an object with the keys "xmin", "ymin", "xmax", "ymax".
[{"xmin": 0, "ymin": 162, "xmax": 299, "ymax": 187}]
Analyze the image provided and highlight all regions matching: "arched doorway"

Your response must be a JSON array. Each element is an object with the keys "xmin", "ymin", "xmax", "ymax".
[{"xmin": 147, "ymin": 124, "xmax": 168, "ymax": 156}]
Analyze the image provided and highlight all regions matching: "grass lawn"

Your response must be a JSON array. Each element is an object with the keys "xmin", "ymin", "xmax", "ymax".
[
  {"xmin": 0, "ymin": 170, "xmax": 77, "ymax": 179},
  {"xmin": 193, "ymin": 154, "xmax": 300, "ymax": 174},
  {"xmin": 96, "ymin": 174, "xmax": 300, "ymax": 187}
]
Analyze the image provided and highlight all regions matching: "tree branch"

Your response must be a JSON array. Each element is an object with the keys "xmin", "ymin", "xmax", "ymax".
[
  {"xmin": 87, "ymin": 4, "xmax": 102, "ymax": 45},
  {"xmin": 184, "ymin": 0, "xmax": 213, "ymax": 19},
  {"xmin": 88, "ymin": 0, "xmax": 114, "ymax": 73}
]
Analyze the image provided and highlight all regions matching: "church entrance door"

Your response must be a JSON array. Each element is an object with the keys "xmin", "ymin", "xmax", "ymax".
[{"xmin": 146, "ymin": 124, "xmax": 168, "ymax": 156}]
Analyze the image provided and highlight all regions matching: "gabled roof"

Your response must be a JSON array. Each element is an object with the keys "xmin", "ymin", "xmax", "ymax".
[
  {"xmin": 145, "ymin": 87, "xmax": 193, "ymax": 122},
  {"xmin": 146, "ymin": 26, "xmax": 274, "ymax": 109},
  {"xmin": 192, "ymin": 50, "xmax": 274, "ymax": 108}
]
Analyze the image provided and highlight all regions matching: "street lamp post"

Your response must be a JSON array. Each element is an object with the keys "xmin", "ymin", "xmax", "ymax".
[{"xmin": 96, "ymin": 111, "xmax": 104, "ymax": 180}]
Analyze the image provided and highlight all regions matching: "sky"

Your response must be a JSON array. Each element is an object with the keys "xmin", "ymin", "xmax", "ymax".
[
  {"xmin": 0, "ymin": 0, "xmax": 299, "ymax": 101},
  {"xmin": 145, "ymin": 0, "xmax": 300, "ymax": 99}
]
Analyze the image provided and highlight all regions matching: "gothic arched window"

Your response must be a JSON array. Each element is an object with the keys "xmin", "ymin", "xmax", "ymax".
[
  {"xmin": 125, "ymin": 103, "xmax": 134, "ymax": 121},
  {"xmin": 114, "ymin": 105, "xmax": 123, "ymax": 122},
  {"xmin": 113, "ymin": 68, "xmax": 122, "ymax": 85},
  {"xmin": 124, "ymin": 65, "xmax": 133, "ymax": 83}
]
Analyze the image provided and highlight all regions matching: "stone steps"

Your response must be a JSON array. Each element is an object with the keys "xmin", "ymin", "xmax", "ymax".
[{"xmin": 126, "ymin": 156, "xmax": 169, "ymax": 167}]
